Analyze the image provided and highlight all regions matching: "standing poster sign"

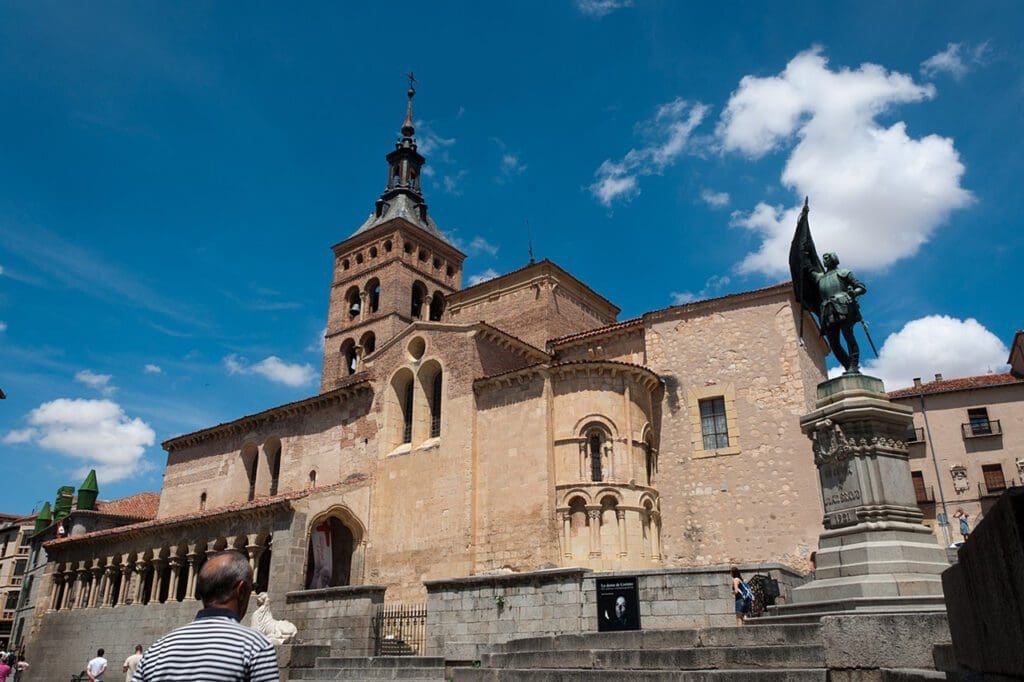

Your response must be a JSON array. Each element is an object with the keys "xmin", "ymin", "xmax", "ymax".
[
  {"xmin": 596, "ymin": 576, "xmax": 641, "ymax": 631},
  {"xmin": 310, "ymin": 521, "xmax": 333, "ymax": 588}
]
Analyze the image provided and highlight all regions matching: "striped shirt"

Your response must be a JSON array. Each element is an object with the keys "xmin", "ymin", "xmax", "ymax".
[{"xmin": 132, "ymin": 608, "xmax": 279, "ymax": 682}]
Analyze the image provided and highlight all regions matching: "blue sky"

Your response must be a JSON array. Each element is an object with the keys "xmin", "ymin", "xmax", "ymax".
[{"xmin": 1, "ymin": 1, "xmax": 1021, "ymax": 513}]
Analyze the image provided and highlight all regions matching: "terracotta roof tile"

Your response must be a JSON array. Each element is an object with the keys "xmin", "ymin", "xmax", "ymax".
[
  {"xmin": 44, "ymin": 481, "xmax": 351, "ymax": 549},
  {"xmin": 888, "ymin": 372, "xmax": 1024, "ymax": 399},
  {"xmin": 95, "ymin": 492, "xmax": 160, "ymax": 520}
]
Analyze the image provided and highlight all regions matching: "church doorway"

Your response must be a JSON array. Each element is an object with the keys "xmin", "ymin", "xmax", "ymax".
[{"xmin": 305, "ymin": 510, "xmax": 363, "ymax": 589}]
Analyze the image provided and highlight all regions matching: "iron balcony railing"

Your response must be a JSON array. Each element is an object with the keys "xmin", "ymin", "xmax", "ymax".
[
  {"xmin": 373, "ymin": 603, "xmax": 426, "ymax": 656},
  {"xmin": 978, "ymin": 479, "xmax": 1013, "ymax": 498},
  {"xmin": 915, "ymin": 486, "xmax": 935, "ymax": 505},
  {"xmin": 962, "ymin": 419, "xmax": 1002, "ymax": 439},
  {"xmin": 905, "ymin": 427, "xmax": 925, "ymax": 443}
]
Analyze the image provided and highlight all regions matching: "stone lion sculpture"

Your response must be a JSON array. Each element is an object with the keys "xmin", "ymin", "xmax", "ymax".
[{"xmin": 252, "ymin": 592, "xmax": 297, "ymax": 646}]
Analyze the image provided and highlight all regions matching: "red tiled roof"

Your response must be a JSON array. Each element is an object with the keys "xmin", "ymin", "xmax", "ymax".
[
  {"xmin": 44, "ymin": 481, "xmax": 353, "ymax": 549},
  {"xmin": 888, "ymin": 372, "xmax": 1024, "ymax": 399},
  {"xmin": 547, "ymin": 316, "xmax": 644, "ymax": 347},
  {"xmin": 95, "ymin": 492, "xmax": 160, "ymax": 520}
]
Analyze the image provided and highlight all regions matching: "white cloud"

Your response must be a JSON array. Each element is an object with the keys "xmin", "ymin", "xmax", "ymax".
[
  {"xmin": 2, "ymin": 428, "xmax": 36, "ymax": 444},
  {"xmin": 5, "ymin": 398, "xmax": 155, "ymax": 482},
  {"xmin": 143, "ymin": 364, "xmax": 163, "ymax": 374},
  {"xmin": 670, "ymin": 275, "xmax": 731, "ymax": 305},
  {"xmin": 700, "ymin": 189, "xmax": 730, "ymax": 208},
  {"xmin": 442, "ymin": 170, "xmax": 467, "ymax": 196},
  {"xmin": 75, "ymin": 369, "xmax": 116, "ymax": 396},
  {"xmin": 469, "ymin": 237, "xmax": 499, "ymax": 257},
  {"xmin": 468, "ymin": 269, "xmax": 500, "ymax": 286},
  {"xmin": 0, "ymin": 321, "xmax": 6, "ymax": 333},
  {"xmin": 833, "ymin": 315, "xmax": 1009, "ymax": 390},
  {"xmin": 921, "ymin": 42, "xmax": 990, "ymax": 80},
  {"xmin": 417, "ymin": 127, "xmax": 456, "ymax": 156},
  {"xmin": 718, "ymin": 47, "xmax": 972, "ymax": 276},
  {"xmin": 306, "ymin": 325, "xmax": 327, "ymax": 353},
  {"xmin": 499, "ymin": 153, "xmax": 527, "ymax": 181},
  {"xmin": 224, "ymin": 354, "xmax": 316, "ymax": 387},
  {"xmin": 575, "ymin": 0, "xmax": 633, "ymax": 18},
  {"xmin": 590, "ymin": 98, "xmax": 708, "ymax": 207}
]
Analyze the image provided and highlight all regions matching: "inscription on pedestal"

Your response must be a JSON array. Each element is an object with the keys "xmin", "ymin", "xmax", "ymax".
[{"xmin": 819, "ymin": 459, "xmax": 862, "ymax": 529}]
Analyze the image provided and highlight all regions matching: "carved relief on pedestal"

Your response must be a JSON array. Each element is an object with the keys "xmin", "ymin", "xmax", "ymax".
[
  {"xmin": 950, "ymin": 464, "xmax": 969, "ymax": 494},
  {"xmin": 1016, "ymin": 458, "xmax": 1024, "ymax": 481}
]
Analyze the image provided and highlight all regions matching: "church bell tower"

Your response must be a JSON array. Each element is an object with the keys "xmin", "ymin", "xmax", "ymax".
[{"xmin": 321, "ymin": 80, "xmax": 466, "ymax": 392}]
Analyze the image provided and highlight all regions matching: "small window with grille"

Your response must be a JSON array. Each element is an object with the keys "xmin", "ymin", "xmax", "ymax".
[{"xmin": 699, "ymin": 398, "xmax": 730, "ymax": 450}]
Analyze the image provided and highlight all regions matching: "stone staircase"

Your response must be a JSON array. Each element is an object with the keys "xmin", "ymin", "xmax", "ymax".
[
  {"xmin": 452, "ymin": 624, "xmax": 829, "ymax": 681},
  {"xmin": 289, "ymin": 656, "xmax": 448, "ymax": 681}
]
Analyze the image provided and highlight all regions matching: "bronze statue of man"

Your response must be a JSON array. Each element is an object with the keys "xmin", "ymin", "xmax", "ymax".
[
  {"xmin": 814, "ymin": 252, "xmax": 866, "ymax": 372},
  {"xmin": 789, "ymin": 199, "xmax": 874, "ymax": 373}
]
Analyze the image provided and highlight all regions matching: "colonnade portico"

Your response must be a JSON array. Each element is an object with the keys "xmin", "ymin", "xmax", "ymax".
[{"xmin": 47, "ymin": 530, "xmax": 275, "ymax": 612}]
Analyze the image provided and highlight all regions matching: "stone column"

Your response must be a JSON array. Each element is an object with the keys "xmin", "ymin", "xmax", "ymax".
[
  {"xmin": 89, "ymin": 565, "xmax": 104, "ymax": 607},
  {"xmin": 101, "ymin": 566, "xmax": 115, "ymax": 607},
  {"xmin": 776, "ymin": 374, "xmax": 950, "ymax": 616},
  {"xmin": 49, "ymin": 573, "xmax": 64, "ymax": 611},
  {"xmin": 118, "ymin": 563, "xmax": 132, "ymax": 605},
  {"xmin": 246, "ymin": 539, "xmax": 264, "ymax": 575},
  {"xmin": 150, "ymin": 558, "xmax": 166, "ymax": 603},
  {"xmin": 650, "ymin": 513, "xmax": 662, "ymax": 561},
  {"xmin": 185, "ymin": 553, "xmax": 199, "ymax": 600},
  {"xmin": 75, "ymin": 568, "xmax": 90, "ymax": 609},
  {"xmin": 562, "ymin": 512, "xmax": 572, "ymax": 558},
  {"xmin": 167, "ymin": 558, "xmax": 182, "ymax": 601},
  {"xmin": 134, "ymin": 560, "xmax": 148, "ymax": 604},
  {"xmin": 616, "ymin": 509, "xmax": 628, "ymax": 557},
  {"xmin": 587, "ymin": 508, "xmax": 601, "ymax": 558}
]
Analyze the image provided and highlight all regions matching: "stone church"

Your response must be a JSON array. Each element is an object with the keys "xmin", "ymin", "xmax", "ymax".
[{"xmin": 25, "ymin": 87, "xmax": 829, "ymax": 674}]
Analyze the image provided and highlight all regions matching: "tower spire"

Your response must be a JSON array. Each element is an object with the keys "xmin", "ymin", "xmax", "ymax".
[{"xmin": 402, "ymin": 71, "xmax": 416, "ymax": 138}]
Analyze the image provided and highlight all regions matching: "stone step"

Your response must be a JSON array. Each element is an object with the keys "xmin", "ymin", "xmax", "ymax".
[
  {"xmin": 290, "ymin": 666, "xmax": 447, "ymax": 680},
  {"xmin": 880, "ymin": 670, "xmax": 947, "ymax": 682},
  {"xmin": 314, "ymin": 657, "xmax": 445, "ymax": 669},
  {"xmin": 492, "ymin": 625, "xmax": 822, "ymax": 653},
  {"xmin": 481, "ymin": 645, "xmax": 825, "ymax": 671},
  {"xmin": 453, "ymin": 668, "xmax": 828, "ymax": 682}
]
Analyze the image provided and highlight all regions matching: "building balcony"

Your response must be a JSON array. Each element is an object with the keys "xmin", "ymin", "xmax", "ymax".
[
  {"xmin": 905, "ymin": 427, "xmax": 925, "ymax": 444},
  {"xmin": 0, "ymin": 611, "xmax": 13, "ymax": 622},
  {"xmin": 16, "ymin": 547, "xmax": 28, "ymax": 556},
  {"xmin": 9, "ymin": 578, "xmax": 21, "ymax": 587},
  {"xmin": 978, "ymin": 480, "xmax": 1012, "ymax": 498},
  {"xmin": 915, "ymin": 486, "xmax": 935, "ymax": 505},
  {"xmin": 962, "ymin": 419, "xmax": 1002, "ymax": 439}
]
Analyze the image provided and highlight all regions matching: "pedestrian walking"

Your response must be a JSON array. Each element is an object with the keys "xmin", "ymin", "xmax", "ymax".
[
  {"xmin": 731, "ymin": 566, "xmax": 753, "ymax": 626},
  {"xmin": 131, "ymin": 550, "xmax": 279, "ymax": 681}
]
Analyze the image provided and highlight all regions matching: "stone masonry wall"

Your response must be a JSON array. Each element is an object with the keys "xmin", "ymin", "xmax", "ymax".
[
  {"xmin": 425, "ymin": 564, "xmax": 807, "ymax": 661},
  {"xmin": 284, "ymin": 585, "xmax": 385, "ymax": 656},
  {"xmin": 646, "ymin": 289, "xmax": 827, "ymax": 571}
]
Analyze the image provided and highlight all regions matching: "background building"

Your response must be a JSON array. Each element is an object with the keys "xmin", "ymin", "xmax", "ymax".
[
  {"xmin": 0, "ymin": 514, "xmax": 33, "ymax": 651},
  {"xmin": 890, "ymin": 330, "xmax": 1024, "ymax": 546}
]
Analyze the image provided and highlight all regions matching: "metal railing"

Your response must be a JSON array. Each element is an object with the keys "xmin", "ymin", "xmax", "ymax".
[
  {"xmin": 978, "ymin": 479, "xmax": 1013, "ymax": 498},
  {"xmin": 961, "ymin": 419, "xmax": 1002, "ymax": 439},
  {"xmin": 15, "ymin": 547, "xmax": 29, "ymax": 556},
  {"xmin": 372, "ymin": 603, "xmax": 426, "ymax": 656},
  {"xmin": 915, "ymin": 486, "xmax": 935, "ymax": 505},
  {"xmin": 905, "ymin": 427, "xmax": 925, "ymax": 443}
]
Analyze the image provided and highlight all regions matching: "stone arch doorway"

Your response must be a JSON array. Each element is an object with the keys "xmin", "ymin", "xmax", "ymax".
[{"xmin": 305, "ymin": 507, "xmax": 365, "ymax": 589}]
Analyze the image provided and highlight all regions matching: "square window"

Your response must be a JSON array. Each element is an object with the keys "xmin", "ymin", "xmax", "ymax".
[{"xmin": 699, "ymin": 397, "xmax": 730, "ymax": 450}]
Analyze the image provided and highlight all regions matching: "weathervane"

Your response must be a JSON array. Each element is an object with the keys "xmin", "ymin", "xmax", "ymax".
[{"xmin": 406, "ymin": 71, "xmax": 417, "ymax": 95}]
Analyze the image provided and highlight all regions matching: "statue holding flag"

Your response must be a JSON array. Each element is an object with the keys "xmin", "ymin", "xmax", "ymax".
[{"xmin": 789, "ymin": 198, "xmax": 875, "ymax": 373}]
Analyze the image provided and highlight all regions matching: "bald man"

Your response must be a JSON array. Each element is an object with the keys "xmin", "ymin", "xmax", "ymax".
[{"xmin": 131, "ymin": 550, "xmax": 279, "ymax": 681}]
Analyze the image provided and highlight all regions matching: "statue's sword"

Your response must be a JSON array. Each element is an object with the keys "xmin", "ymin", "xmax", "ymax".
[{"xmin": 860, "ymin": 320, "xmax": 879, "ymax": 358}]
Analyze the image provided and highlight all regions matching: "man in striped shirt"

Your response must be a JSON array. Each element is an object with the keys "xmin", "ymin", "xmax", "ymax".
[{"xmin": 132, "ymin": 550, "xmax": 279, "ymax": 681}]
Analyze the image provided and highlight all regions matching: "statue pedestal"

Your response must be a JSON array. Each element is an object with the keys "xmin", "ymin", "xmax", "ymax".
[{"xmin": 776, "ymin": 374, "xmax": 949, "ymax": 617}]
